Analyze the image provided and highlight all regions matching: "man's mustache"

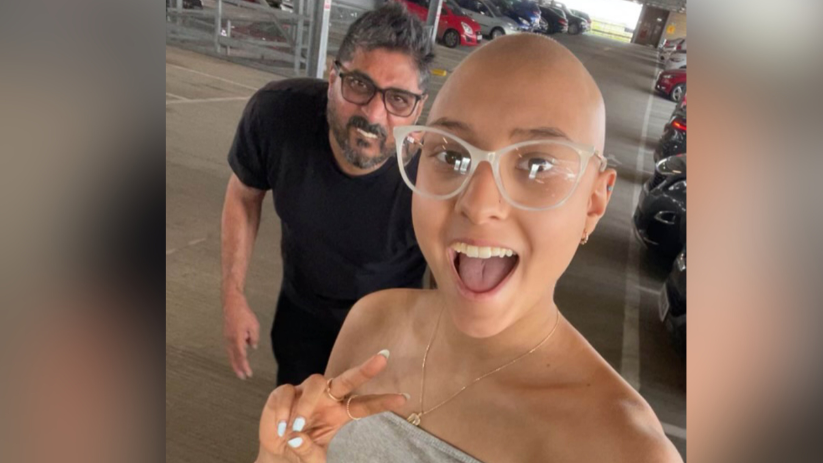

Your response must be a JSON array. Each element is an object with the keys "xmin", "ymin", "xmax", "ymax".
[{"xmin": 347, "ymin": 116, "xmax": 387, "ymax": 140}]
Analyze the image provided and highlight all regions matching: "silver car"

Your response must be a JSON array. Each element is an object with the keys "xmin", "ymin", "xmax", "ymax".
[{"xmin": 454, "ymin": 0, "xmax": 521, "ymax": 39}]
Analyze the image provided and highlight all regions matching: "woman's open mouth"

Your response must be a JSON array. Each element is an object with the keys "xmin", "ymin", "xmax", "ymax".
[{"xmin": 448, "ymin": 241, "xmax": 519, "ymax": 298}]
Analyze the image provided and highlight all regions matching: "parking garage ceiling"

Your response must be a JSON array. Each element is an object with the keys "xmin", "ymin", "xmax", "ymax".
[{"xmin": 635, "ymin": 0, "xmax": 686, "ymax": 13}]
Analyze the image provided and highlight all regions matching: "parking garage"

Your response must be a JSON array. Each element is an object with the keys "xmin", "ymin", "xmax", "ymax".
[{"xmin": 166, "ymin": 0, "xmax": 688, "ymax": 460}]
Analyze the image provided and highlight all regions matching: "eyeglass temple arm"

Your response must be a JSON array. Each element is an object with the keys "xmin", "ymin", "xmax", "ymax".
[{"xmin": 594, "ymin": 150, "xmax": 607, "ymax": 172}]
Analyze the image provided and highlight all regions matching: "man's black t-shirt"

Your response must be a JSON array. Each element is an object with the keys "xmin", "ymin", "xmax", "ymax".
[{"xmin": 228, "ymin": 78, "xmax": 426, "ymax": 320}]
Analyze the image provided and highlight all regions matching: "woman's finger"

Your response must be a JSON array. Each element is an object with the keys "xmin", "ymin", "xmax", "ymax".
[
  {"xmin": 328, "ymin": 349, "xmax": 390, "ymax": 399},
  {"xmin": 285, "ymin": 432, "xmax": 327, "ymax": 463},
  {"xmin": 268, "ymin": 384, "xmax": 296, "ymax": 440},
  {"xmin": 348, "ymin": 392, "xmax": 410, "ymax": 421},
  {"xmin": 289, "ymin": 374, "xmax": 326, "ymax": 434}
]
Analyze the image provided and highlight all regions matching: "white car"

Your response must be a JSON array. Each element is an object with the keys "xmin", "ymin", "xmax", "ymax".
[
  {"xmin": 659, "ymin": 37, "xmax": 686, "ymax": 62},
  {"xmin": 455, "ymin": 0, "xmax": 521, "ymax": 39},
  {"xmin": 663, "ymin": 51, "xmax": 687, "ymax": 70}
]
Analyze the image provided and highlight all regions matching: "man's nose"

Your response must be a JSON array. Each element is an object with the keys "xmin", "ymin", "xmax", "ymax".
[{"xmin": 360, "ymin": 91, "xmax": 388, "ymax": 123}]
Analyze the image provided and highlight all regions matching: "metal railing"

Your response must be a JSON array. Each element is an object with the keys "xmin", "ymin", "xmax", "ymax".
[{"xmin": 166, "ymin": 0, "xmax": 315, "ymax": 75}]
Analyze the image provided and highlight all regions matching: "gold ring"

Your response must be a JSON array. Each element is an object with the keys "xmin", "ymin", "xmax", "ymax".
[
  {"xmin": 325, "ymin": 378, "xmax": 345, "ymax": 402},
  {"xmin": 346, "ymin": 395, "xmax": 361, "ymax": 421}
]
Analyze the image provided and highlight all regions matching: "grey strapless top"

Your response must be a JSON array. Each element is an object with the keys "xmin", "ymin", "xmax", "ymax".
[{"xmin": 327, "ymin": 412, "xmax": 484, "ymax": 463}]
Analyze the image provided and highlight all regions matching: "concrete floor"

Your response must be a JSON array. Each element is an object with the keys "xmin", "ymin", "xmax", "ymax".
[{"xmin": 166, "ymin": 33, "xmax": 685, "ymax": 462}]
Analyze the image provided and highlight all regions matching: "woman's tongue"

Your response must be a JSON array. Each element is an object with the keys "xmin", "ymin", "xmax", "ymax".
[{"xmin": 457, "ymin": 253, "xmax": 517, "ymax": 293}]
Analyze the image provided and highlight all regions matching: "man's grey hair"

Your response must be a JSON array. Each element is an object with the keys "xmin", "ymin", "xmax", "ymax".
[{"xmin": 336, "ymin": 2, "xmax": 435, "ymax": 92}]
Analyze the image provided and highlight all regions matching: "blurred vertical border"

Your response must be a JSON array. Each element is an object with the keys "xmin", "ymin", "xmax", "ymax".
[{"xmin": 0, "ymin": 1, "xmax": 166, "ymax": 462}]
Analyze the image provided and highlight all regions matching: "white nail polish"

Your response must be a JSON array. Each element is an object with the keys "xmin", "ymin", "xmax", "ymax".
[
  {"xmin": 277, "ymin": 421, "xmax": 286, "ymax": 437},
  {"xmin": 292, "ymin": 417, "xmax": 306, "ymax": 432},
  {"xmin": 288, "ymin": 437, "xmax": 303, "ymax": 448},
  {"xmin": 401, "ymin": 393, "xmax": 411, "ymax": 400},
  {"xmin": 378, "ymin": 349, "xmax": 390, "ymax": 359}
]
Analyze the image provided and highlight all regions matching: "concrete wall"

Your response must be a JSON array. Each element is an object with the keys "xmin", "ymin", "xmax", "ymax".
[{"xmin": 661, "ymin": 11, "xmax": 686, "ymax": 41}]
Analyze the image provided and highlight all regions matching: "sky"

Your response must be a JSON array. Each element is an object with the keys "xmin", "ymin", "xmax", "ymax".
[{"xmin": 546, "ymin": 0, "xmax": 643, "ymax": 26}]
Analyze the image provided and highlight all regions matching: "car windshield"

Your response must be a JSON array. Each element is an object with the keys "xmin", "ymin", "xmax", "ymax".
[
  {"xmin": 490, "ymin": 0, "xmax": 514, "ymax": 13},
  {"xmin": 483, "ymin": 0, "xmax": 503, "ymax": 15},
  {"xmin": 446, "ymin": 0, "xmax": 467, "ymax": 15}
]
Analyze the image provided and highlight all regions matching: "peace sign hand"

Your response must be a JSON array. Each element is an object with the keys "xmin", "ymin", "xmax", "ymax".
[{"xmin": 256, "ymin": 350, "xmax": 409, "ymax": 463}]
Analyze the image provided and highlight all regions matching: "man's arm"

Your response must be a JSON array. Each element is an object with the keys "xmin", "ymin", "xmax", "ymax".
[{"xmin": 221, "ymin": 173, "xmax": 267, "ymax": 379}]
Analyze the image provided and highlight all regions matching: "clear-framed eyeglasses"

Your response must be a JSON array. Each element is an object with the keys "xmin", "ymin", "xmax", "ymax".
[{"xmin": 394, "ymin": 126, "xmax": 607, "ymax": 211}]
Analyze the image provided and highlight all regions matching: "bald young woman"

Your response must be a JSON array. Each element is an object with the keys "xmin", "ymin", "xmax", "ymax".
[{"xmin": 254, "ymin": 34, "xmax": 684, "ymax": 463}]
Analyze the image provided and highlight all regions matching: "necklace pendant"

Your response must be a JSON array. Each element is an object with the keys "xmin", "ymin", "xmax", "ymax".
[{"xmin": 407, "ymin": 412, "xmax": 421, "ymax": 426}]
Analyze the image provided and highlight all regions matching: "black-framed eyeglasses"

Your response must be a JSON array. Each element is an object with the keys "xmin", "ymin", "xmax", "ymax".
[{"xmin": 333, "ymin": 60, "xmax": 424, "ymax": 118}]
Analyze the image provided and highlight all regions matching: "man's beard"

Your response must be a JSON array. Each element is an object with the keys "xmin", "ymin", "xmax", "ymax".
[{"xmin": 327, "ymin": 102, "xmax": 394, "ymax": 170}]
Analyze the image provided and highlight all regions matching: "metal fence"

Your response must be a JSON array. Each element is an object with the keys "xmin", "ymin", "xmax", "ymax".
[
  {"xmin": 167, "ymin": 0, "xmax": 374, "ymax": 76},
  {"xmin": 166, "ymin": 0, "xmax": 320, "ymax": 75}
]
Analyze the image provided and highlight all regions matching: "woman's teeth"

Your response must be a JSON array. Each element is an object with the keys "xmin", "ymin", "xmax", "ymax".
[
  {"xmin": 356, "ymin": 128, "xmax": 378, "ymax": 139},
  {"xmin": 450, "ymin": 242, "xmax": 516, "ymax": 258}
]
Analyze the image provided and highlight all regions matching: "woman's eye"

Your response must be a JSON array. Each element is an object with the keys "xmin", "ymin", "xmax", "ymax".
[
  {"xmin": 517, "ymin": 157, "xmax": 569, "ymax": 180},
  {"xmin": 435, "ymin": 150, "xmax": 471, "ymax": 172}
]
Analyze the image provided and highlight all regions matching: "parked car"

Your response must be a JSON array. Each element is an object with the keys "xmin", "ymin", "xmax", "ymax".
[
  {"xmin": 538, "ymin": 4, "xmax": 567, "ymax": 34},
  {"xmin": 663, "ymin": 50, "xmax": 687, "ymax": 70},
  {"xmin": 669, "ymin": 93, "xmax": 686, "ymax": 124},
  {"xmin": 660, "ymin": 37, "xmax": 686, "ymax": 65},
  {"xmin": 455, "ymin": 0, "xmax": 522, "ymax": 39},
  {"xmin": 570, "ymin": 8, "xmax": 591, "ymax": 26},
  {"xmin": 655, "ymin": 68, "xmax": 686, "ymax": 102},
  {"xmin": 633, "ymin": 154, "xmax": 686, "ymax": 257},
  {"xmin": 399, "ymin": 0, "xmax": 482, "ymax": 48},
  {"xmin": 659, "ymin": 37, "xmax": 685, "ymax": 59},
  {"xmin": 654, "ymin": 113, "xmax": 687, "ymax": 161},
  {"xmin": 548, "ymin": 1, "xmax": 588, "ymax": 34},
  {"xmin": 489, "ymin": 0, "xmax": 541, "ymax": 31},
  {"xmin": 659, "ymin": 244, "xmax": 686, "ymax": 357}
]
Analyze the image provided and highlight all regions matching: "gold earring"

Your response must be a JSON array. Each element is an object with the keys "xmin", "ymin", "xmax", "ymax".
[{"xmin": 580, "ymin": 231, "xmax": 589, "ymax": 245}]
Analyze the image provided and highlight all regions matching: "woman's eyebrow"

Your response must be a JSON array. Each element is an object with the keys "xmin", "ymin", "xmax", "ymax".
[
  {"xmin": 510, "ymin": 126, "xmax": 572, "ymax": 141},
  {"xmin": 428, "ymin": 117, "xmax": 473, "ymax": 133}
]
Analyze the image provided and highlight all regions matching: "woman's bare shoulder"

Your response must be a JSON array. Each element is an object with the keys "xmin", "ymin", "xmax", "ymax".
[
  {"xmin": 514, "ymin": 324, "xmax": 683, "ymax": 462},
  {"xmin": 531, "ymin": 355, "xmax": 683, "ymax": 463},
  {"xmin": 324, "ymin": 289, "xmax": 428, "ymax": 377},
  {"xmin": 580, "ymin": 381, "xmax": 682, "ymax": 463}
]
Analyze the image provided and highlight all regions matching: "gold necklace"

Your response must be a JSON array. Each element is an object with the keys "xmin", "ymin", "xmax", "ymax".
[{"xmin": 406, "ymin": 307, "xmax": 561, "ymax": 426}]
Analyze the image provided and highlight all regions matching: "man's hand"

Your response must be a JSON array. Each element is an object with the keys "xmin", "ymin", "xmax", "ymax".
[{"xmin": 223, "ymin": 293, "xmax": 260, "ymax": 380}]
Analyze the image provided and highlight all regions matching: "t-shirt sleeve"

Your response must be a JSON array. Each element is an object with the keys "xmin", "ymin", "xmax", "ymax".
[{"xmin": 228, "ymin": 91, "xmax": 273, "ymax": 190}]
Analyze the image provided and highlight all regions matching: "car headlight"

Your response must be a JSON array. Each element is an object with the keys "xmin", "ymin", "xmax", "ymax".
[
  {"xmin": 461, "ymin": 22, "xmax": 474, "ymax": 35},
  {"xmin": 668, "ymin": 179, "xmax": 687, "ymax": 192},
  {"xmin": 518, "ymin": 17, "xmax": 529, "ymax": 25}
]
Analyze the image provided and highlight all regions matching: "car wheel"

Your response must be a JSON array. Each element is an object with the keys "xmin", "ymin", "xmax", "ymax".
[
  {"xmin": 491, "ymin": 28, "xmax": 504, "ymax": 39},
  {"xmin": 443, "ymin": 29, "xmax": 460, "ymax": 48},
  {"xmin": 670, "ymin": 84, "xmax": 685, "ymax": 102},
  {"xmin": 569, "ymin": 23, "xmax": 579, "ymax": 35}
]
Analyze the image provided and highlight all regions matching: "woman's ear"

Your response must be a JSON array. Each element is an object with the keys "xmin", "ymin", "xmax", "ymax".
[{"xmin": 584, "ymin": 168, "xmax": 617, "ymax": 234}]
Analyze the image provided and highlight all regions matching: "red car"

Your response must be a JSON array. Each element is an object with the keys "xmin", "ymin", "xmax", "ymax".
[
  {"xmin": 398, "ymin": 0, "xmax": 482, "ymax": 48},
  {"xmin": 655, "ymin": 68, "xmax": 686, "ymax": 102}
]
